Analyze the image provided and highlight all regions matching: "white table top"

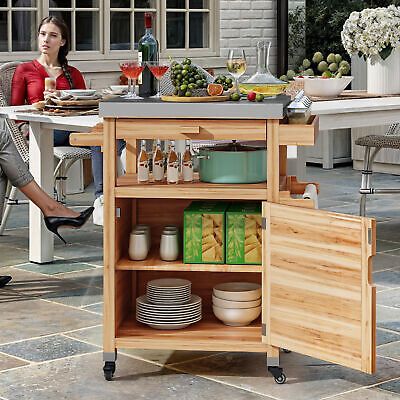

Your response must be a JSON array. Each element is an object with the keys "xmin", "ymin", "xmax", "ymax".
[
  {"xmin": 0, "ymin": 105, "xmax": 101, "ymax": 131},
  {"xmin": 311, "ymin": 96, "xmax": 400, "ymax": 115}
]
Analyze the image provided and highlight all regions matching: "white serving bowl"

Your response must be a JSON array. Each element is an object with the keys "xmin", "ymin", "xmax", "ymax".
[
  {"xmin": 212, "ymin": 305, "xmax": 261, "ymax": 326},
  {"xmin": 213, "ymin": 282, "xmax": 261, "ymax": 302},
  {"xmin": 303, "ymin": 76, "xmax": 353, "ymax": 98},
  {"xmin": 212, "ymin": 294, "xmax": 261, "ymax": 309}
]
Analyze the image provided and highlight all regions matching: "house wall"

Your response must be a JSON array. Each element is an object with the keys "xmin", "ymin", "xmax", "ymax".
[
  {"xmin": 82, "ymin": 1, "xmax": 281, "ymax": 88},
  {"xmin": 219, "ymin": 1, "xmax": 278, "ymax": 76}
]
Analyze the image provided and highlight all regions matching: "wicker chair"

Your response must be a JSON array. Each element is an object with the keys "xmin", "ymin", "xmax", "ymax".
[
  {"xmin": 0, "ymin": 61, "xmax": 92, "ymax": 234},
  {"xmin": 355, "ymin": 123, "xmax": 400, "ymax": 216}
]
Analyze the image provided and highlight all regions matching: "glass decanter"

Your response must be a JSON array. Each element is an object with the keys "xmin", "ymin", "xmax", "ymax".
[{"xmin": 245, "ymin": 40, "xmax": 284, "ymax": 85}]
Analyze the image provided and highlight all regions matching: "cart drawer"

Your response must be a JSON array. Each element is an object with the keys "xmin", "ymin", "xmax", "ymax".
[
  {"xmin": 116, "ymin": 119, "xmax": 267, "ymax": 141},
  {"xmin": 279, "ymin": 115, "xmax": 319, "ymax": 146}
]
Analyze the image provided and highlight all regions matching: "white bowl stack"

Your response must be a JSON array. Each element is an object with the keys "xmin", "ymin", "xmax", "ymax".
[
  {"xmin": 212, "ymin": 282, "xmax": 262, "ymax": 326},
  {"xmin": 136, "ymin": 278, "xmax": 202, "ymax": 330}
]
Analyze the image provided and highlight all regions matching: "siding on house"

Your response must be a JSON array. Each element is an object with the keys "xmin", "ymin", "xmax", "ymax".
[{"xmin": 219, "ymin": 1, "xmax": 278, "ymax": 75}]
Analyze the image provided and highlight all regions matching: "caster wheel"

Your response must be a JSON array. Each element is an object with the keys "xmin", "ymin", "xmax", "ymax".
[
  {"xmin": 274, "ymin": 373, "xmax": 287, "ymax": 384},
  {"xmin": 103, "ymin": 361, "xmax": 115, "ymax": 381}
]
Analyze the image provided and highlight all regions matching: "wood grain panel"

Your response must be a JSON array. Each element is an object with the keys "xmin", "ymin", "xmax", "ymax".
[
  {"xmin": 264, "ymin": 203, "xmax": 376, "ymax": 373},
  {"xmin": 116, "ymin": 314, "xmax": 270, "ymax": 352},
  {"xmin": 279, "ymin": 115, "xmax": 319, "ymax": 146},
  {"xmin": 116, "ymin": 119, "xmax": 267, "ymax": 141}
]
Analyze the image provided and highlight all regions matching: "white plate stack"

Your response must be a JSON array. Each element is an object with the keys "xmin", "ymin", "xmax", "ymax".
[{"xmin": 136, "ymin": 278, "xmax": 202, "ymax": 330}]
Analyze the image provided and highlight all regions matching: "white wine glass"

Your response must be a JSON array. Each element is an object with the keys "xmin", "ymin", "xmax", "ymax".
[{"xmin": 227, "ymin": 48, "xmax": 247, "ymax": 95}]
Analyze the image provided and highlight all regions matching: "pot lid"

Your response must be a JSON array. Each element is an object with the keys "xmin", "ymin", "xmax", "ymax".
[{"xmin": 200, "ymin": 140, "xmax": 266, "ymax": 152}]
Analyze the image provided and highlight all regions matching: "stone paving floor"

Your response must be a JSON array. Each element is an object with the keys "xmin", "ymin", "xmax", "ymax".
[{"xmin": 0, "ymin": 165, "xmax": 400, "ymax": 400}]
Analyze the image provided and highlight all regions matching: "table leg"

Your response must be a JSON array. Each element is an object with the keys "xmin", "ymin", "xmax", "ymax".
[
  {"xmin": 29, "ymin": 122, "xmax": 54, "ymax": 263},
  {"xmin": 321, "ymin": 130, "xmax": 334, "ymax": 169}
]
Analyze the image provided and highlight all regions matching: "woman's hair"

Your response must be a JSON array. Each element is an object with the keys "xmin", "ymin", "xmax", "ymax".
[{"xmin": 38, "ymin": 16, "xmax": 74, "ymax": 89}]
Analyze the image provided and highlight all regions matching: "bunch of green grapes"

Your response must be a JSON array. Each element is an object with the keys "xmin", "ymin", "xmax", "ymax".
[
  {"xmin": 214, "ymin": 75, "xmax": 234, "ymax": 91},
  {"xmin": 170, "ymin": 58, "xmax": 208, "ymax": 97}
]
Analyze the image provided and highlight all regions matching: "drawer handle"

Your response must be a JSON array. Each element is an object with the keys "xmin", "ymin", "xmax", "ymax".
[{"xmin": 180, "ymin": 126, "xmax": 200, "ymax": 134}]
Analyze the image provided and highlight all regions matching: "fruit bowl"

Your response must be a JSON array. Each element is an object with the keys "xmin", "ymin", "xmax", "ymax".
[
  {"xmin": 238, "ymin": 83, "xmax": 288, "ymax": 97},
  {"xmin": 303, "ymin": 76, "xmax": 353, "ymax": 98}
]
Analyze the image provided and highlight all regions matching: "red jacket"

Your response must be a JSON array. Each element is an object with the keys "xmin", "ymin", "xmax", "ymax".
[{"xmin": 11, "ymin": 59, "xmax": 86, "ymax": 105}]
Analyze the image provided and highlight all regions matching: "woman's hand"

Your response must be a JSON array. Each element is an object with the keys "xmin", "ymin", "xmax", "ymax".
[{"xmin": 43, "ymin": 89, "xmax": 60, "ymax": 99}]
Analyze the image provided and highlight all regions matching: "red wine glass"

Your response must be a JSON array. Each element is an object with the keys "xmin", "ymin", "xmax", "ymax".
[
  {"xmin": 146, "ymin": 61, "xmax": 170, "ymax": 98},
  {"xmin": 119, "ymin": 61, "xmax": 145, "ymax": 100}
]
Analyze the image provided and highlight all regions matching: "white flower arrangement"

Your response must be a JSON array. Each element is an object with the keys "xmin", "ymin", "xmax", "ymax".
[{"xmin": 341, "ymin": 5, "xmax": 400, "ymax": 64}]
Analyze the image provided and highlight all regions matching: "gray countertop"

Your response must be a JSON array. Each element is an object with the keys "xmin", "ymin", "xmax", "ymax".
[{"xmin": 99, "ymin": 95, "xmax": 291, "ymax": 119}]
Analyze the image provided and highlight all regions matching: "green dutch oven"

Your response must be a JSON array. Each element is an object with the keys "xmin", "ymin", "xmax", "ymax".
[{"xmin": 197, "ymin": 141, "xmax": 267, "ymax": 184}]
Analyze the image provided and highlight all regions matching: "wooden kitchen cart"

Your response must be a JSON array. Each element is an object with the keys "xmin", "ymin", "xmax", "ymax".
[{"xmin": 99, "ymin": 97, "xmax": 376, "ymax": 383}]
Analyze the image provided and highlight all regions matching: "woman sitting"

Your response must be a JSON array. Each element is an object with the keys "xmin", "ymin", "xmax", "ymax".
[
  {"xmin": 0, "ymin": 121, "xmax": 94, "ymax": 288},
  {"xmin": 11, "ymin": 16, "xmax": 124, "ymax": 223}
]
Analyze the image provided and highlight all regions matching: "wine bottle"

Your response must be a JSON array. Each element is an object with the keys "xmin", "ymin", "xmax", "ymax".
[
  {"xmin": 138, "ymin": 12, "xmax": 158, "ymax": 97},
  {"xmin": 182, "ymin": 139, "xmax": 194, "ymax": 182},
  {"xmin": 137, "ymin": 140, "xmax": 149, "ymax": 182},
  {"xmin": 167, "ymin": 140, "xmax": 179, "ymax": 184},
  {"xmin": 152, "ymin": 139, "xmax": 164, "ymax": 182}
]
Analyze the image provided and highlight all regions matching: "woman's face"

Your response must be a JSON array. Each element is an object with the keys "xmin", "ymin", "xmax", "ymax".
[{"xmin": 38, "ymin": 22, "xmax": 65, "ymax": 57}]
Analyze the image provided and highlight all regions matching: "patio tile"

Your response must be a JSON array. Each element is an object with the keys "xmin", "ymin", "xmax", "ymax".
[
  {"xmin": 377, "ymin": 378, "xmax": 400, "ymax": 395},
  {"xmin": 82, "ymin": 302, "xmax": 103, "ymax": 314},
  {"xmin": 0, "ymin": 294, "xmax": 100, "ymax": 344},
  {"xmin": 377, "ymin": 288, "xmax": 400, "ymax": 309},
  {"xmin": 377, "ymin": 341, "xmax": 400, "ymax": 361},
  {"xmin": 40, "ymin": 286, "xmax": 103, "ymax": 308},
  {"xmin": 0, "ymin": 334, "xmax": 99, "ymax": 363},
  {"xmin": 0, "ymin": 227, "xmax": 29, "ymax": 249},
  {"xmin": 377, "ymin": 328, "xmax": 400, "ymax": 346},
  {"xmin": 0, "ymin": 352, "xmax": 29, "ymax": 371},
  {"xmin": 0, "ymin": 244, "xmax": 29, "ymax": 267},
  {"xmin": 0, "ymin": 352, "xmax": 273, "ymax": 400},
  {"xmin": 377, "ymin": 220, "xmax": 400, "ymax": 242},
  {"xmin": 54, "ymin": 244, "xmax": 103, "ymax": 265},
  {"xmin": 377, "ymin": 305, "xmax": 400, "ymax": 333},
  {"xmin": 376, "ymin": 240, "xmax": 400, "ymax": 253},
  {"xmin": 329, "ymin": 387, "xmax": 400, "ymax": 399},
  {"xmin": 374, "ymin": 268, "xmax": 400, "ymax": 288},
  {"xmin": 373, "ymin": 255, "xmax": 400, "ymax": 273},
  {"xmin": 64, "ymin": 325, "xmax": 219, "ymax": 365},
  {"xmin": 17, "ymin": 261, "xmax": 96, "ymax": 275},
  {"xmin": 56, "ymin": 267, "xmax": 103, "ymax": 289},
  {"xmin": 0, "ymin": 266, "xmax": 85, "ymax": 297},
  {"xmin": 171, "ymin": 352, "xmax": 400, "ymax": 400}
]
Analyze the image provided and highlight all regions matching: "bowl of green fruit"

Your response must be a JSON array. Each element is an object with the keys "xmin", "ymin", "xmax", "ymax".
[
  {"xmin": 280, "ymin": 52, "xmax": 352, "ymax": 98},
  {"xmin": 303, "ymin": 75, "xmax": 353, "ymax": 98}
]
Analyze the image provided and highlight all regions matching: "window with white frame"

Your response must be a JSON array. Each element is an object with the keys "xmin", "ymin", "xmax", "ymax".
[{"xmin": 0, "ymin": 0, "xmax": 218, "ymax": 60}]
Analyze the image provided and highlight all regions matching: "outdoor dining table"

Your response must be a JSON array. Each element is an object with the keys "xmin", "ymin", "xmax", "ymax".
[
  {"xmin": 1, "ymin": 96, "xmax": 400, "ymax": 264},
  {"xmin": 0, "ymin": 104, "xmax": 101, "ymax": 263}
]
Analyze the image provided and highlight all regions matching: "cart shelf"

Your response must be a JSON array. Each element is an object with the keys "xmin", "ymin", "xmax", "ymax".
[
  {"xmin": 116, "ymin": 254, "xmax": 262, "ymax": 273},
  {"xmin": 116, "ymin": 314, "xmax": 268, "ymax": 352}
]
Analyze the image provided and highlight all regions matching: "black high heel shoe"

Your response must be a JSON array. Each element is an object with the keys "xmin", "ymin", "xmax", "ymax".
[
  {"xmin": 44, "ymin": 206, "xmax": 94, "ymax": 244},
  {"xmin": 0, "ymin": 275, "xmax": 12, "ymax": 288}
]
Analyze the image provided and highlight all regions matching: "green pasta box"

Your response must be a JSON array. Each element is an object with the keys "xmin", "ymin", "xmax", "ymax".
[
  {"xmin": 226, "ymin": 202, "xmax": 262, "ymax": 265},
  {"xmin": 183, "ymin": 201, "xmax": 228, "ymax": 264}
]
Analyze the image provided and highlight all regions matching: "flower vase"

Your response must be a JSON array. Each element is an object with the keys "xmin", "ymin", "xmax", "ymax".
[{"xmin": 367, "ymin": 49, "xmax": 400, "ymax": 95}]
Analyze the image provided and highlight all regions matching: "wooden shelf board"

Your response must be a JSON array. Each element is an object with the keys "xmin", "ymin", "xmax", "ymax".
[
  {"xmin": 117, "ymin": 256, "xmax": 262, "ymax": 272},
  {"xmin": 115, "ymin": 174, "xmax": 283, "ymax": 200},
  {"xmin": 116, "ymin": 314, "xmax": 269, "ymax": 352}
]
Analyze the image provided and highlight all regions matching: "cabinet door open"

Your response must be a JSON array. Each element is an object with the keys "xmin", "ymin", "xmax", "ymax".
[{"xmin": 262, "ymin": 203, "xmax": 376, "ymax": 373}]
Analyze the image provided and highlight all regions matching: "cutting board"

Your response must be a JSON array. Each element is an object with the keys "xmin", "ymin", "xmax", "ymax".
[{"xmin": 161, "ymin": 95, "xmax": 230, "ymax": 103}]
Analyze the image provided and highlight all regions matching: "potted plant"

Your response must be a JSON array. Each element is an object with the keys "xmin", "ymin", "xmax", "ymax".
[{"xmin": 341, "ymin": 5, "xmax": 400, "ymax": 94}]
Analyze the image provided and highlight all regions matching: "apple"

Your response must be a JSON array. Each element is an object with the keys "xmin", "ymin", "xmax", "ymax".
[{"xmin": 247, "ymin": 91, "xmax": 256, "ymax": 101}]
